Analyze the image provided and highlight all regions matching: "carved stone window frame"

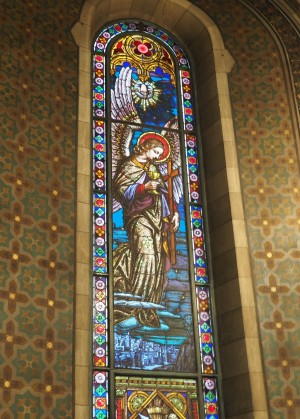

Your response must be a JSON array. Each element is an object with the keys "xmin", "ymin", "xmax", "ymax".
[{"xmin": 71, "ymin": 1, "xmax": 268, "ymax": 418}]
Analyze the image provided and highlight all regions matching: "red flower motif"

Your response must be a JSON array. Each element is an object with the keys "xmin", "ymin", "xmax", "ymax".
[
  {"xmin": 113, "ymin": 41, "xmax": 124, "ymax": 54},
  {"xmin": 202, "ymin": 333, "xmax": 211, "ymax": 342},
  {"xmin": 162, "ymin": 48, "xmax": 172, "ymax": 64},
  {"xmin": 96, "ymin": 398, "xmax": 106, "ymax": 409},
  {"xmin": 133, "ymin": 40, "xmax": 152, "ymax": 56},
  {"xmin": 95, "ymin": 199, "xmax": 105, "ymax": 206},
  {"xmin": 207, "ymin": 404, "xmax": 217, "ymax": 413},
  {"xmin": 197, "ymin": 268, "xmax": 206, "ymax": 277}
]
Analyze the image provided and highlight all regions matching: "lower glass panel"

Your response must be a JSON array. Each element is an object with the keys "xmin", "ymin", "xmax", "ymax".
[{"xmin": 115, "ymin": 376, "xmax": 199, "ymax": 418}]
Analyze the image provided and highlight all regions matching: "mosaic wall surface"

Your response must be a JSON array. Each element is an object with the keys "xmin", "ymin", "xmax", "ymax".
[
  {"xmin": 0, "ymin": 0, "xmax": 82, "ymax": 416},
  {"xmin": 194, "ymin": 1, "xmax": 300, "ymax": 417}
]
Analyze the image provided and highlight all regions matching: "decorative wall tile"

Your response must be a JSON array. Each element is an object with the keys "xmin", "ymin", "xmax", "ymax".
[{"xmin": 0, "ymin": 0, "xmax": 81, "ymax": 416}]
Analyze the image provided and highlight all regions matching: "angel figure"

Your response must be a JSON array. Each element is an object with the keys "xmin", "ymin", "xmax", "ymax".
[{"xmin": 112, "ymin": 66, "xmax": 183, "ymax": 329}]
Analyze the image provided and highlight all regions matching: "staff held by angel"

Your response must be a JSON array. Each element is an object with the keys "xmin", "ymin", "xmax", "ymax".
[{"xmin": 112, "ymin": 66, "xmax": 183, "ymax": 329}]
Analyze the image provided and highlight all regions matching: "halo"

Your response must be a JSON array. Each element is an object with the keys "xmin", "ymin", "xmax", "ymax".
[{"xmin": 137, "ymin": 132, "xmax": 170, "ymax": 163}]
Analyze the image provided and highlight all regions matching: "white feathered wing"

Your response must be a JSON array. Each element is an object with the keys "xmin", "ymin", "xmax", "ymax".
[{"xmin": 111, "ymin": 66, "xmax": 141, "ymax": 212}]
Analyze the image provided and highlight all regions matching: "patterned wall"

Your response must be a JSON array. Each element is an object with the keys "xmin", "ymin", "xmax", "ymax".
[
  {"xmin": 1, "ymin": 0, "xmax": 299, "ymax": 418},
  {"xmin": 0, "ymin": 0, "xmax": 82, "ymax": 417},
  {"xmin": 194, "ymin": 1, "xmax": 300, "ymax": 417}
]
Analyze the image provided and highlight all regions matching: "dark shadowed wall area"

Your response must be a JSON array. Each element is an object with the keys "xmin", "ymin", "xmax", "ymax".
[{"xmin": 194, "ymin": 0, "xmax": 300, "ymax": 417}]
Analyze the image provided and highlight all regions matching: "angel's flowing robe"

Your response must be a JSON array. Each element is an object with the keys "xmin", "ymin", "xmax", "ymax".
[{"xmin": 113, "ymin": 157, "xmax": 172, "ymax": 328}]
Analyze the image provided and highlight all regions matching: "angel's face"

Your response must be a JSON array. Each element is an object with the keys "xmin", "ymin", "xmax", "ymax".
[{"xmin": 146, "ymin": 146, "xmax": 164, "ymax": 162}]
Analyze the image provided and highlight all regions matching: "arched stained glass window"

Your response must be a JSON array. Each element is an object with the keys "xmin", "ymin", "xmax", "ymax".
[{"xmin": 91, "ymin": 21, "xmax": 221, "ymax": 419}]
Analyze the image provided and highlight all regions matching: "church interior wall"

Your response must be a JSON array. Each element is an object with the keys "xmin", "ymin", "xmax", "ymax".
[{"xmin": 0, "ymin": 0, "xmax": 299, "ymax": 418}]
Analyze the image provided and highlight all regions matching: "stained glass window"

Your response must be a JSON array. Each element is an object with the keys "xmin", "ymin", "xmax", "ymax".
[{"xmin": 92, "ymin": 21, "xmax": 221, "ymax": 418}]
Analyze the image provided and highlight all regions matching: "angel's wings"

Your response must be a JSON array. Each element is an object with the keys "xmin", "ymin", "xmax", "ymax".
[
  {"xmin": 111, "ymin": 66, "xmax": 141, "ymax": 211},
  {"xmin": 159, "ymin": 118, "xmax": 184, "ymax": 205},
  {"xmin": 111, "ymin": 66, "xmax": 183, "ymax": 210}
]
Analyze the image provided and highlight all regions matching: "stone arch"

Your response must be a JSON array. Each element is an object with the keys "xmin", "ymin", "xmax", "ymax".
[{"xmin": 71, "ymin": 1, "xmax": 268, "ymax": 417}]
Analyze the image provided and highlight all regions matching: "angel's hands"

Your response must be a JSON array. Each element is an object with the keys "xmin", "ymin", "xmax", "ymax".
[
  {"xmin": 145, "ymin": 181, "xmax": 160, "ymax": 192},
  {"xmin": 172, "ymin": 212, "xmax": 180, "ymax": 232}
]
